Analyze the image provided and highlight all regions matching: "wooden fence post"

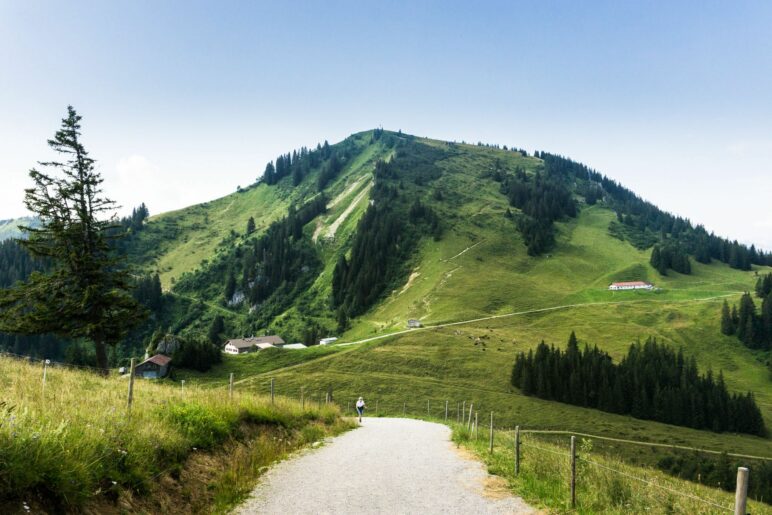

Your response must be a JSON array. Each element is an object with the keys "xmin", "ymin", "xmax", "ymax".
[
  {"xmin": 376, "ymin": 399, "xmax": 379, "ymax": 415},
  {"xmin": 229, "ymin": 372, "xmax": 234, "ymax": 401},
  {"xmin": 514, "ymin": 425, "xmax": 520, "ymax": 475},
  {"xmin": 570, "ymin": 435, "xmax": 576, "ymax": 509},
  {"xmin": 734, "ymin": 467, "xmax": 749, "ymax": 515},
  {"xmin": 403, "ymin": 401, "xmax": 406, "ymax": 415},
  {"xmin": 456, "ymin": 402, "xmax": 460, "ymax": 423},
  {"xmin": 462, "ymin": 401, "xmax": 466, "ymax": 424},
  {"xmin": 127, "ymin": 358, "xmax": 136, "ymax": 411},
  {"xmin": 467, "ymin": 403, "xmax": 474, "ymax": 430},
  {"xmin": 427, "ymin": 399, "xmax": 430, "ymax": 417},
  {"xmin": 270, "ymin": 377, "xmax": 274, "ymax": 404},
  {"xmin": 42, "ymin": 359, "xmax": 48, "ymax": 386},
  {"xmin": 181, "ymin": 380, "xmax": 185, "ymax": 393},
  {"xmin": 301, "ymin": 386, "xmax": 305, "ymax": 409},
  {"xmin": 475, "ymin": 412, "xmax": 479, "ymax": 439},
  {"xmin": 489, "ymin": 412, "xmax": 494, "ymax": 452},
  {"xmin": 445, "ymin": 400, "xmax": 448, "ymax": 421}
]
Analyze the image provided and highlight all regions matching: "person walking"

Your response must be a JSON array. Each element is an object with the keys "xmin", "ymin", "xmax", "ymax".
[{"xmin": 355, "ymin": 396, "xmax": 366, "ymax": 423}]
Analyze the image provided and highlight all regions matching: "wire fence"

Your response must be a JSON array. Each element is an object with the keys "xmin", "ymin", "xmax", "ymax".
[{"xmin": 267, "ymin": 383, "xmax": 759, "ymax": 515}]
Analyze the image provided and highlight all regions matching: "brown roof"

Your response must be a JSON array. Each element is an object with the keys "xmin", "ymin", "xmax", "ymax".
[
  {"xmin": 140, "ymin": 354, "xmax": 172, "ymax": 367},
  {"xmin": 225, "ymin": 335, "xmax": 285, "ymax": 349}
]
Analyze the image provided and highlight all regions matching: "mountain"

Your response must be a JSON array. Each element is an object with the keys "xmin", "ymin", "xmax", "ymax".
[
  {"xmin": 122, "ymin": 130, "xmax": 770, "ymax": 343},
  {"xmin": 0, "ymin": 216, "xmax": 38, "ymax": 241}
]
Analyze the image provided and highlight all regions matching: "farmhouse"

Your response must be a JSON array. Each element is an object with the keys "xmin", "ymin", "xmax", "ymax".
[
  {"xmin": 134, "ymin": 354, "xmax": 171, "ymax": 379},
  {"xmin": 608, "ymin": 281, "xmax": 654, "ymax": 291},
  {"xmin": 407, "ymin": 319, "xmax": 422, "ymax": 329},
  {"xmin": 223, "ymin": 335, "xmax": 285, "ymax": 354},
  {"xmin": 319, "ymin": 337, "xmax": 338, "ymax": 345}
]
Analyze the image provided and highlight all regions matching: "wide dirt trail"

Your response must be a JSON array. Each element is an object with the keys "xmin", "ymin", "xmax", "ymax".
[{"xmin": 236, "ymin": 417, "xmax": 534, "ymax": 514}]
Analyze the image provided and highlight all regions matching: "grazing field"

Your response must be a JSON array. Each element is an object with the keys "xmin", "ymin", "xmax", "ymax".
[{"xmin": 0, "ymin": 356, "xmax": 351, "ymax": 513}]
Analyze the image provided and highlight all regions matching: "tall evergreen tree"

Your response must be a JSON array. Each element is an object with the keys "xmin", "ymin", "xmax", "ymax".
[
  {"xmin": 0, "ymin": 106, "xmax": 146, "ymax": 373},
  {"xmin": 246, "ymin": 216, "xmax": 256, "ymax": 235},
  {"xmin": 650, "ymin": 245, "xmax": 662, "ymax": 272},
  {"xmin": 720, "ymin": 300, "xmax": 734, "ymax": 335}
]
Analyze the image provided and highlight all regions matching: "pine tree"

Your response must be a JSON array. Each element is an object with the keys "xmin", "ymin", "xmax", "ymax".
[
  {"xmin": 762, "ymin": 293, "xmax": 772, "ymax": 349},
  {"xmin": 720, "ymin": 300, "xmax": 734, "ymax": 335},
  {"xmin": 336, "ymin": 306, "xmax": 349, "ymax": 333},
  {"xmin": 736, "ymin": 293, "xmax": 756, "ymax": 344},
  {"xmin": 650, "ymin": 245, "xmax": 665, "ymax": 275},
  {"xmin": 246, "ymin": 216, "xmax": 256, "ymax": 235},
  {"xmin": 0, "ymin": 106, "xmax": 146, "ymax": 373}
]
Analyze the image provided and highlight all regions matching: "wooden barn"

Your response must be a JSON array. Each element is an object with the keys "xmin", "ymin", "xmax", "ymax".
[{"xmin": 134, "ymin": 354, "xmax": 172, "ymax": 379}]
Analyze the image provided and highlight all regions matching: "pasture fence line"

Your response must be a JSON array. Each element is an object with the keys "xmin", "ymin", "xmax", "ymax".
[
  {"xmin": 5, "ymin": 356, "xmax": 764, "ymax": 515},
  {"xmin": 519, "ymin": 429, "xmax": 772, "ymax": 462},
  {"xmin": 303, "ymin": 387, "xmax": 759, "ymax": 515}
]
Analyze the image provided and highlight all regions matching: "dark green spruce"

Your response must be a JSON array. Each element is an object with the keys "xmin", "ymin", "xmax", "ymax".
[
  {"xmin": 511, "ymin": 333, "xmax": 766, "ymax": 436},
  {"xmin": 0, "ymin": 106, "xmax": 146, "ymax": 373},
  {"xmin": 721, "ymin": 288, "xmax": 772, "ymax": 351}
]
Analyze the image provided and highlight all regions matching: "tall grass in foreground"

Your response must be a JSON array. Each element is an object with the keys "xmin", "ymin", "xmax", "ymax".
[
  {"xmin": 0, "ymin": 357, "xmax": 350, "ymax": 512},
  {"xmin": 452, "ymin": 424, "xmax": 771, "ymax": 514}
]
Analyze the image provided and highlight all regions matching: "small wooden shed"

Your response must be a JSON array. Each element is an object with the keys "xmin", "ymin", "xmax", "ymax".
[{"xmin": 134, "ymin": 354, "xmax": 172, "ymax": 379}]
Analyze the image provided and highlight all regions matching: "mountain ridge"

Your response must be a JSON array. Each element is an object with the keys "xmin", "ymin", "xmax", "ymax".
[{"xmin": 116, "ymin": 129, "xmax": 771, "ymax": 346}]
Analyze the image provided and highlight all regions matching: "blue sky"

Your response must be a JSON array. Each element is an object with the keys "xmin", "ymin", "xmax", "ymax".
[{"xmin": 1, "ymin": 1, "xmax": 771, "ymax": 249}]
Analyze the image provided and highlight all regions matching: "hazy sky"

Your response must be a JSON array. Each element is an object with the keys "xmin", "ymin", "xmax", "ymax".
[{"xmin": 1, "ymin": 1, "xmax": 771, "ymax": 249}]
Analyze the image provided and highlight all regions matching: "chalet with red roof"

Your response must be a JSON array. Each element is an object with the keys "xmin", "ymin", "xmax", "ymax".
[{"xmin": 608, "ymin": 281, "xmax": 654, "ymax": 291}]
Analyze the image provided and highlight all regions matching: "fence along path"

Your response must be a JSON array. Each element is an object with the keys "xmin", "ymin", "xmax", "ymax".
[
  {"xmin": 245, "ymin": 381, "xmax": 763, "ymax": 515},
  {"xmin": 519, "ymin": 429, "xmax": 772, "ymax": 462},
  {"xmin": 5, "ymin": 349, "xmax": 763, "ymax": 514}
]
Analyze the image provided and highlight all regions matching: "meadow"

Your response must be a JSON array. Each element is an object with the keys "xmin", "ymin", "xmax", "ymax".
[{"xmin": 0, "ymin": 356, "xmax": 352, "ymax": 513}]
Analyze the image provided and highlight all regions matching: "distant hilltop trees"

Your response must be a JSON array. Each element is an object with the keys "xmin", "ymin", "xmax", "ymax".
[{"xmin": 535, "ymin": 152, "xmax": 772, "ymax": 269}]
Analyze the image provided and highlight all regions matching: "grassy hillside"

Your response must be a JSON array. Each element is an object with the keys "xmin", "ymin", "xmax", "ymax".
[
  {"xmin": 128, "ymin": 132, "xmax": 390, "ymax": 290},
  {"xmin": 0, "ymin": 356, "xmax": 351, "ymax": 513}
]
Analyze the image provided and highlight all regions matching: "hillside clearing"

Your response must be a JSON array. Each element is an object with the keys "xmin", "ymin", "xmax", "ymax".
[{"xmin": 324, "ymin": 179, "xmax": 372, "ymax": 240}]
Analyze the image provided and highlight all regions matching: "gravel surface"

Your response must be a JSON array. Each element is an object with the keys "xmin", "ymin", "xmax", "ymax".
[{"xmin": 236, "ymin": 417, "xmax": 535, "ymax": 514}]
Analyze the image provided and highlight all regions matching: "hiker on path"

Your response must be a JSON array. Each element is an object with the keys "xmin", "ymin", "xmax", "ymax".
[{"xmin": 356, "ymin": 397, "xmax": 366, "ymax": 422}]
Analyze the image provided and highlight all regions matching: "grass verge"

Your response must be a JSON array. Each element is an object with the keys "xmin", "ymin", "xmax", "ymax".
[
  {"xmin": 0, "ymin": 356, "xmax": 354, "ymax": 513},
  {"xmin": 451, "ymin": 424, "xmax": 771, "ymax": 514}
]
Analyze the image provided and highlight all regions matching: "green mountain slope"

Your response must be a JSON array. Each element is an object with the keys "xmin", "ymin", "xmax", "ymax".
[{"xmin": 129, "ymin": 130, "xmax": 770, "ymax": 463}]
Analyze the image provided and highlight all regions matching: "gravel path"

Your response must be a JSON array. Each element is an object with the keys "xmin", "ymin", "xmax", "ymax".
[{"xmin": 235, "ymin": 417, "xmax": 535, "ymax": 515}]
